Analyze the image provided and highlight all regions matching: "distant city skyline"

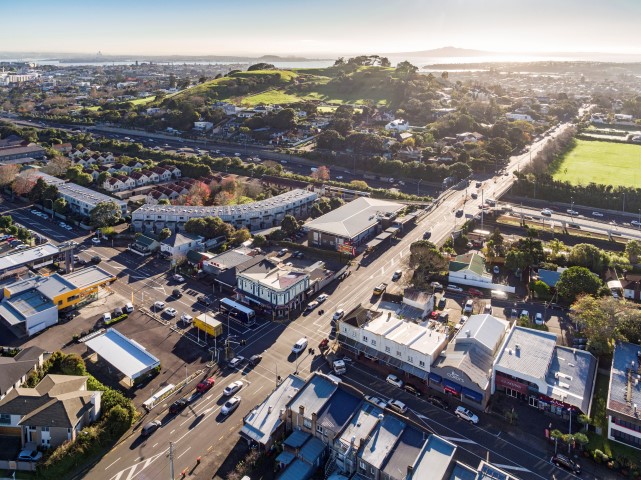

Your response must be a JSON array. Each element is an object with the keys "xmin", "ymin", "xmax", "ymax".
[{"xmin": 3, "ymin": 0, "xmax": 641, "ymax": 57}]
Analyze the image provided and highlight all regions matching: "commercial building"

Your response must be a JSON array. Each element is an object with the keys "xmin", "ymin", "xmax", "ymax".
[
  {"xmin": 493, "ymin": 326, "xmax": 596, "ymax": 417},
  {"xmin": 0, "ymin": 243, "xmax": 62, "ymax": 278},
  {"xmin": 236, "ymin": 259, "xmax": 309, "ymax": 317},
  {"xmin": 0, "ymin": 374, "xmax": 101, "ymax": 449},
  {"xmin": 0, "ymin": 144, "xmax": 46, "ymax": 162},
  {"xmin": 305, "ymin": 197, "xmax": 404, "ymax": 252},
  {"xmin": 0, "ymin": 267, "xmax": 116, "ymax": 337},
  {"xmin": 607, "ymin": 342, "xmax": 641, "ymax": 450},
  {"xmin": 33, "ymin": 172, "xmax": 127, "ymax": 217},
  {"xmin": 132, "ymin": 189, "xmax": 317, "ymax": 232},
  {"xmin": 430, "ymin": 314, "xmax": 509, "ymax": 409},
  {"xmin": 84, "ymin": 329, "xmax": 161, "ymax": 387}
]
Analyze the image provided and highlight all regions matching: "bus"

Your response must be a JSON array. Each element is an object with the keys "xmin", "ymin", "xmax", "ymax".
[{"xmin": 220, "ymin": 298, "xmax": 256, "ymax": 326}]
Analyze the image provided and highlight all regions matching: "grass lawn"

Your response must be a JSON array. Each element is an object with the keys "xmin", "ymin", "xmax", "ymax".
[
  {"xmin": 552, "ymin": 140, "xmax": 641, "ymax": 188},
  {"xmin": 129, "ymin": 95, "xmax": 156, "ymax": 105},
  {"xmin": 240, "ymin": 89, "xmax": 305, "ymax": 106}
]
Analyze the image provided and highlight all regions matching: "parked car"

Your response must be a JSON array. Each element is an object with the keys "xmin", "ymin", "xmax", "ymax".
[
  {"xmin": 124, "ymin": 302, "xmax": 134, "ymax": 313},
  {"xmin": 493, "ymin": 265, "xmax": 500, "ymax": 274},
  {"xmin": 91, "ymin": 255, "xmax": 101, "ymax": 264},
  {"xmin": 141, "ymin": 420, "xmax": 162, "ymax": 437},
  {"xmin": 386, "ymin": 374, "xmax": 403, "ymax": 388},
  {"xmin": 172, "ymin": 274, "xmax": 185, "ymax": 282},
  {"xmin": 520, "ymin": 309, "xmax": 530, "ymax": 319},
  {"xmin": 169, "ymin": 398, "xmax": 188, "ymax": 414},
  {"xmin": 534, "ymin": 312, "xmax": 544, "ymax": 325},
  {"xmin": 305, "ymin": 301, "xmax": 319, "ymax": 312},
  {"xmin": 316, "ymin": 294, "xmax": 329, "ymax": 303},
  {"xmin": 172, "ymin": 288, "xmax": 182, "ymax": 298},
  {"xmin": 437, "ymin": 297, "xmax": 446, "ymax": 309},
  {"xmin": 91, "ymin": 237, "xmax": 101, "ymax": 245},
  {"xmin": 277, "ymin": 248, "xmax": 288, "ymax": 257},
  {"xmin": 102, "ymin": 312, "xmax": 112, "ymax": 322},
  {"xmin": 223, "ymin": 380, "xmax": 244, "ymax": 397},
  {"xmin": 387, "ymin": 399, "xmax": 408, "ymax": 415},
  {"xmin": 364, "ymin": 395, "xmax": 388, "ymax": 409},
  {"xmin": 196, "ymin": 377, "xmax": 215, "ymax": 393},
  {"xmin": 463, "ymin": 299, "xmax": 474, "ymax": 314},
  {"xmin": 551, "ymin": 454, "xmax": 581, "ymax": 474},
  {"xmin": 228, "ymin": 356, "xmax": 245, "ymax": 368},
  {"xmin": 468, "ymin": 288, "xmax": 483, "ymax": 297},
  {"xmin": 427, "ymin": 395, "xmax": 449, "ymax": 410},
  {"xmin": 249, "ymin": 354, "xmax": 262, "ymax": 366},
  {"xmin": 391, "ymin": 270, "xmax": 402, "ymax": 281},
  {"xmin": 431, "ymin": 282, "xmax": 443, "ymax": 292},
  {"xmin": 446, "ymin": 284, "xmax": 463, "ymax": 293},
  {"xmin": 429, "ymin": 311, "xmax": 440, "ymax": 320},
  {"xmin": 455, "ymin": 406, "xmax": 479, "ymax": 424},
  {"xmin": 221, "ymin": 396, "xmax": 241, "ymax": 416},
  {"xmin": 197, "ymin": 295, "xmax": 212, "ymax": 306},
  {"xmin": 164, "ymin": 307, "xmax": 177, "ymax": 317},
  {"xmin": 18, "ymin": 447, "xmax": 42, "ymax": 462},
  {"xmin": 113, "ymin": 307, "xmax": 123, "ymax": 317},
  {"xmin": 181, "ymin": 313, "xmax": 193, "ymax": 324},
  {"xmin": 403, "ymin": 383, "xmax": 422, "ymax": 397}
]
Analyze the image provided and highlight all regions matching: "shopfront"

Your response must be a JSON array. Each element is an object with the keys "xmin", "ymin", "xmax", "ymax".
[{"xmin": 428, "ymin": 366, "xmax": 488, "ymax": 408}]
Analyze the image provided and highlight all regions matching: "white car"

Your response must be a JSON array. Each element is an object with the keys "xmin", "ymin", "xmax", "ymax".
[
  {"xmin": 463, "ymin": 299, "xmax": 474, "ymax": 314},
  {"xmin": 180, "ymin": 313, "xmax": 193, "ymax": 324},
  {"xmin": 387, "ymin": 399, "xmax": 408, "ymax": 414},
  {"xmin": 223, "ymin": 380, "xmax": 243, "ymax": 396},
  {"xmin": 305, "ymin": 301, "xmax": 319, "ymax": 312},
  {"xmin": 633, "ymin": 220, "xmax": 641, "ymax": 227},
  {"xmin": 102, "ymin": 312, "xmax": 112, "ymax": 322},
  {"xmin": 336, "ymin": 175, "xmax": 343, "ymax": 180},
  {"xmin": 364, "ymin": 395, "xmax": 388, "ymax": 409},
  {"xmin": 535, "ymin": 312, "xmax": 544, "ymax": 325},
  {"xmin": 172, "ymin": 274, "xmax": 185, "ymax": 282},
  {"xmin": 316, "ymin": 294, "xmax": 329, "ymax": 303},
  {"xmin": 228, "ymin": 356, "xmax": 245, "ymax": 368},
  {"xmin": 520, "ymin": 309, "xmax": 529, "ymax": 318},
  {"xmin": 164, "ymin": 307, "xmax": 177, "ymax": 317},
  {"xmin": 153, "ymin": 301, "xmax": 165, "ymax": 310},
  {"xmin": 455, "ymin": 406, "xmax": 479, "ymax": 424},
  {"xmin": 64, "ymin": 225, "xmax": 73, "ymax": 231},
  {"xmin": 17, "ymin": 448, "xmax": 42, "ymax": 462},
  {"xmin": 333, "ymin": 309, "xmax": 345, "ymax": 321},
  {"xmin": 540, "ymin": 209, "xmax": 552, "ymax": 216},
  {"xmin": 221, "ymin": 396, "xmax": 241, "ymax": 415},
  {"xmin": 30, "ymin": 209, "xmax": 39, "ymax": 215},
  {"xmin": 566, "ymin": 209, "xmax": 579, "ymax": 216},
  {"xmin": 91, "ymin": 237, "xmax": 101, "ymax": 245},
  {"xmin": 386, "ymin": 374, "xmax": 404, "ymax": 388},
  {"xmin": 446, "ymin": 284, "xmax": 464, "ymax": 293},
  {"xmin": 592, "ymin": 211, "xmax": 604, "ymax": 217}
]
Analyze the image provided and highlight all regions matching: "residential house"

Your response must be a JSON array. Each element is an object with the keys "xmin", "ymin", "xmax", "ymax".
[
  {"xmin": 193, "ymin": 121, "xmax": 214, "ymax": 131},
  {"xmin": 0, "ymin": 346, "xmax": 45, "ymax": 401},
  {"xmin": 506, "ymin": 113, "xmax": 534, "ymax": 122},
  {"xmin": 607, "ymin": 342, "xmax": 641, "ymax": 450},
  {"xmin": 455, "ymin": 132, "xmax": 484, "ymax": 143},
  {"xmin": 448, "ymin": 253, "xmax": 494, "ymax": 289},
  {"xmin": 141, "ymin": 170, "xmax": 160, "ymax": 183},
  {"xmin": 152, "ymin": 167, "xmax": 172, "ymax": 182},
  {"xmin": 0, "ymin": 374, "xmax": 101, "ymax": 449},
  {"xmin": 385, "ymin": 119, "xmax": 410, "ymax": 132},
  {"xmin": 104, "ymin": 177, "xmax": 126, "ymax": 192},
  {"xmin": 128, "ymin": 235, "xmax": 160, "ymax": 257},
  {"xmin": 145, "ymin": 190, "xmax": 169, "ymax": 205},
  {"xmin": 160, "ymin": 164, "xmax": 181, "ymax": 179},
  {"xmin": 51, "ymin": 143, "xmax": 72, "ymax": 154},
  {"xmin": 130, "ymin": 171, "xmax": 151, "ymax": 187},
  {"xmin": 160, "ymin": 232, "xmax": 204, "ymax": 259}
]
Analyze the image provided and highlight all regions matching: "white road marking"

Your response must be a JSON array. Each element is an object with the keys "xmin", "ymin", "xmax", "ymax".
[
  {"xmin": 177, "ymin": 446, "xmax": 191, "ymax": 459},
  {"xmin": 438, "ymin": 435, "xmax": 478, "ymax": 444},
  {"xmin": 491, "ymin": 463, "xmax": 532, "ymax": 472},
  {"xmin": 105, "ymin": 457, "xmax": 121, "ymax": 469}
]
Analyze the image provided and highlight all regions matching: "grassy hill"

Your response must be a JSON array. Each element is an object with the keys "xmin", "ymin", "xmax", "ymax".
[{"xmin": 171, "ymin": 65, "xmax": 401, "ymax": 107}]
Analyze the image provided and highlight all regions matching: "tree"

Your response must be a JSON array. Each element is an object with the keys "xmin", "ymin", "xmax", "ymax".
[
  {"xmin": 53, "ymin": 198, "xmax": 68, "ymax": 214},
  {"xmin": 568, "ymin": 243, "xmax": 607, "ymax": 272},
  {"xmin": 570, "ymin": 295, "xmax": 617, "ymax": 356},
  {"xmin": 60, "ymin": 353, "xmax": 87, "ymax": 376},
  {"xmin": 350, "ymin": 180, "xmax": 368, "ymax": 190},
  {"xmin": 252, "ymin": 234, "xmax": 267, "ymax": 248},
  {"xmin": 231, "ymin": 228, "xmax": 251, "ymax": 245},
  {"xmin": 0, "ymin": 164, "xmax": 20, "ymax": 187},
  {"xmin": 247, "ymin": 63, "xmax": 275, "ymax": 71},
  {"xmin": 97, "ymin": 171, "xmax": 111, "ymax": 186},
  {"xmin": 311, "ymin": 166, "xmax": 330, "ymax": 181},
  {"xmin": 316, "ymin": 129, "xmax": 344, "ymax": 150},
  {"xmin": 409, "ymin": 240, "xmax": 447, "ymax": 272},
  {"xmin": 90, "ymin": 201, "xmax": 123, "ymax": 228},
  {"xmin": 11, "ymin": 174, "xmax": 36, "ymax": 197},
  {"xmin": 310, "ymin": 203, "xmax": 324, "ymax": 219},
  {"xmin": 42, "ymin": 155, "xmax": 71, "ymax": 176},
  {"xmin": 158, "ymin": 198, "xmax": 171, "ymax": 205},
  {"xmin": 184, "ymin": 216, "xmax": 233, "ymax": 239},
  {"xmin": 271, "ymin": 108, "xmax": 296, "ymax": 130},
  {"xmin": 329, "ymin": 197, "xmax": 344, "ymax": 210},
  {"xmin": 184, "ymin": 181, "xmax": 210, "ymax": 206},
  {"xmin": 449, "ymin": 162, "xmax": 472, "ymax": 180},
  {"xmin": 625, "ymin": 239, "xmax": 641, "ymax": 264},
  {"xmin": 281, "ymin": 215, "xmax": 299, "ymax": 236},
  {"xmin": 557, "ymin": 266, "xmax": 602, "ymax": 301},
  {"xmin": 396, "ymin": 60, "xmax": 418, "ymax": 77},
  {"xmin": 159, "ymin": 228, "xmax": 172, "ymax": 241}
]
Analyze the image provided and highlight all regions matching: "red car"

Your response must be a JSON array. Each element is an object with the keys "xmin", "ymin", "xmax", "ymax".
[
  {"xmin": 468, "ymin": 288, "xmax": 483, "ymax": 297},
  {"xmin": 196, "ymin": 377, "xmax": 215, "ymax": 393},
  {"xmin": 429, "ymin": 311, "xmax": 440, "ymax": 320}
]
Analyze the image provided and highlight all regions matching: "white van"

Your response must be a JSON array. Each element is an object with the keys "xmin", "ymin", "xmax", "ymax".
[
  {"xmin": 124, "ymin": 302, "xmax": 134, "ymax": 313},
  {"xmin": 483, "ymin": 303, "xmax": 493, "ymax": 315},
  {"xmin": 292, "ymin": 337, "xmax": 308, "ymax": 354}
]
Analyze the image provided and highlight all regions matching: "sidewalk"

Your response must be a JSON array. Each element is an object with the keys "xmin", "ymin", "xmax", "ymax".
[{"xmin": 489, "ymin": 395, "xmax": 622, "ymax": 479}]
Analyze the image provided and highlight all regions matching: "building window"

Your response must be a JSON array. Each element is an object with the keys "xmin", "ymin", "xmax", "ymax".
[
  {"xmin": 396, "ymin": 351, "xmax": 402, "ymax": 357},
  {"xmin": 407, "ymin": 356, "xmax": 413, "ymax": 363},
  {"xmin": 316, "ymin": 425, "xmax": 323, "ymax": 434},
  {"xmin": 303, "ymin": 418, "xmax": 312, "ymax": 429},
  {"xmin": 42, "ymin": 426, "xmax": 49, "ymax": 432},
  {"xmin": 371, "ymin": 339, "xmax": 376, "ymax": 346},
  {"xmin": 359, "ymin": 461, "xmax": 366, "ymax": 470},
  {"xmin": 0, "ymin": 414, "xmax": 10, "ymax": 425},
  {"xmin": 385, "ymin": 346, "xmax": 390, "ymax": 353},
  {"xmin": 363, "ymin": 336, "xmax": 368, "ymax": 342},
  {"xmin": 419, "ymin": 360, "xmax": 425, "ymax": 367}
]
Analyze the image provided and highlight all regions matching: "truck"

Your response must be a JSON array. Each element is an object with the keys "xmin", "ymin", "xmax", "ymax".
[
  {"xmin": 325, "ymin": 351, "xmax": 347, "ymax": 375},
  {"xmin": 373, "ymin": 283, "xmax": 388, "ymax": 295},
  {"xmin": 193, "ymin": 314, "xmax": 223, "ymax": 337}
]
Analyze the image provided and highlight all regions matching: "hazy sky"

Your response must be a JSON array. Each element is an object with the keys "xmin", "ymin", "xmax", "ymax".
[{"xmin": 3, "ymin": 0, "xmax": 641, "ymax": 56}]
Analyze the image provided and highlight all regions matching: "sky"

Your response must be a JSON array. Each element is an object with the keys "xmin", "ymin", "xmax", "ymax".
[{"xmin": 2, "ymin": 0, "xmax": 641, "ymax": 57}]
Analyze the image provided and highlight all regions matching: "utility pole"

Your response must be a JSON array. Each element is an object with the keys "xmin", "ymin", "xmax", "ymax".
[{"xmin": 169, "ymin": 442, "xmax": 175, "ymax": 480}]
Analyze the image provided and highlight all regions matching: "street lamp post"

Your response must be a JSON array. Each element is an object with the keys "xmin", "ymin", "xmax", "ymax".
[
  {"xmin": 417, "ymin": 179, "xmax": 423, "ymax": 196},
  {"xmin": 638, "ymin": 209, "xmax": 641, "ymax": 230},
  {"xmin": 568, "ymin": 408, "xmax": 573, "ymax": 455}
]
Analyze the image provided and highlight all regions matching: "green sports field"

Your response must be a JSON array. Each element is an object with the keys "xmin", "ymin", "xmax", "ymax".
[{"xmin": 552, "ymin": 140, "xmax": 641, "ymax": 188}]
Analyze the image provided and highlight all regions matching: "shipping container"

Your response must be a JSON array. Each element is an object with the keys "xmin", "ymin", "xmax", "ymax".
[{"xmin": 193, "ymin": 314, "xmax": 223, "ymax": 337}]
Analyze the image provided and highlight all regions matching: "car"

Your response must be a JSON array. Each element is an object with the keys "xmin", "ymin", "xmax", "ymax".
[
  {"xmin": 455, "ymin": 208, "xmax": 464, "ymax": 217},
  {"xmin": 520, "ymin": 309, "xmax": 529, "ymax": 318},
  {"xmin": 172, "ymin": 288, "xmax": 182, "ymax": 298},
  {"xmin": 58, "ymin": 221, "xmax": 66, "ymax": 228},
  {"xmin": 423, "ymin": 230, "xmax": 432, "ymax": 240},
  {"xmin": 221, "ymin": 396, "xmax": 241, "ymax": 415},
  {"xmin": 364, "ymin": 395, "xmax": 388, "ymax": 409},
  {"xmin": 228, "ymin": 356, "xmax": 245, "ymax": 368},
  {"xmin": 566, "ymin": 209, "xmax": 579, "ymax": 216},
  {"xmin": 483, "ymin": 304, "xmax": 492, "ymax": 315},
  {"xmin": 403, "ymin": 383, "xmax": 422, "ymax": 397},
  {"xmin": 180, "ymin": 313, "xmax": 193, "ymax": 324},
  {"xmin": 437, "ymin": 297, "xmax": 447, "ymax": 309},
  {"xmin": 470, "ymin": 192, "xmax": 478, "ymax": 199},
  {"xmin": 459, "ymin": 315, "xmax": 469, "ymax": 324},
  {"xmin": 173, "ymin": 274, "xmax": 185, "ymax": 282},
  {"xmin": 429, "ymin": 311, "xmax": 440, "ymax": 320},
  {"xmin": 91, "ymin": 255, "xmax": 101, "ymax": 264},
  {"xmin": 305, "ymin": 301, "xmax": 319, "ymax": 312},
  {"xmin": 169, "ymin": 398, "xmax": 189, "ymax": 414},
  {"xmin": 333, "ymin": 309, "xmax": 345, "ymax": 321},
  {"xmin": 141, "ymin": 420, "xmax": 162, "ymax": 437},
  {"xmin": 592, "ymin": 211, "xmax": 604, "ymax": 217},
  {"xmin": 284, "ymin": 261, "xmax": 293, "ymax": 267},
  {"xmin": 427, "ymin": 395, "xmax": 449, "ymax": 410},
  {"xmin": 455, "ymin": 406, "xmax": 479, "ymax": 424},
  {"xmin": 102, "ymin": 312, "xmax": 112, "ymax": 322},
  {"xmin": 91, "ymin": 237, "xmax": 101, "ymax": 245},
  {"xmin": 249, "ymin": 354, "xmax": 263, "ymax": 366},
  {"xmin": 196, "ymin": 377, "xmax": 215, "ymax": 393},
  {"xmin": 153, "ymin": 301, "xmax": 165, "ymax": 310},
  {"xmin": 493, "ymin": 265, "xmax": 500, "ymax": 274},
  {"xmin": 18, "ymin": 448, "xmax": 43, "ymax": 462},
  {"xmin": 387, "ymin": 399, "xmax": 408, "ymax": 414},
  {"xmin": 463, "ymin": 299, "xmax": 474, "ymax": 314},
  {"xmin": 373, "ymin": 282, "xmax": 388, "ymax": 295},
  {"xmin": 64, "ymin": 224, "xmax": 73, "ymax": 231},
  {"xmin": 446, "ymin": 284, "xmax": 463, "ymax": 293},
  {"xmin": 316, "ymin": 294, "xmax": 329, "ymax": 303},
  {"xmin": 124, "ymin": 302, "xmax": 134, "ymax": 313},
  {"xmin": 223, "ymin": 380, "xmax": 244, "ymax": 396},
  {"xmin": 632, "ymin": 220, "xmax": 641, "ymax": 227},
  {"xmin": 392, "ymin": 270, "xmax": 402, "ymax": 281},
  {"xmin": 292, "ymin": 337, "xmax": 308, "ymax": 354},
  {"xmin": 164, "ymin": 307, "xmax": 177, "ymax": 317},
  {"xmin": 469, "ymin": 288, "xmax": 483, "ymax": 297},
  {"xmin": 197, "ymin": 295, "xmax": 212, "ymax": 306},
  {"xmin": 475, "ymin": 181, "xmax": 482, "ymax": 187},
  {"xmin": 15, "ymin": 244, "xmax": 28, "ymax": 250},
  {"xmin": 386, "ymin": 374, "xmax": 404, "ymax": 388},
  {"xmin": 113, "ymin": 307, "xmax": 123, "ymax": 317},
  {"xmin": 438, "ymin": 311, "xmax": 449, "ymax": 322},
  {"xmin": 30, "ymin": 209, "xmax": 39, "ymax": 215},
  {"xmin": 540, "ymin": 209, "xmax": 552, "ymax": 216},
  {"xmin": 551, "ymin": 454, "xmax": 581, "ymax": 474},
  {"xmin": 431, "ymin": 281, "xmax": 443, "ymax": 292},
  {"xmin": 336, "ymin": 175, "xmax": 343, "ymax": 180},
  {"xmin": 277, "ymin": 248, "xmax": 288, "ymax": 257},
  {"xmin": 534, "ymin": 312, "xmax": 544, "ymax": 325}
]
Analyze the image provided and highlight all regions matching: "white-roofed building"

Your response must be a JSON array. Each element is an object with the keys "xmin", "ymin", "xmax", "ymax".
[
  {"xmin": 430, "ymin": 314, "xmax": 509, "ymax": 409},
  {"xmin": 492, "ymin": 326, "xmax": 596, "ymax": 417},
  {"xmin": 305, "ymin": 197, "xmax": 404, "ymax": 252}
]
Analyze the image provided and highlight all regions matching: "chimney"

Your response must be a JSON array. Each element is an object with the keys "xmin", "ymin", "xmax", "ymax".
[
  {"xmin": 312, "ymin": 412, "xmax": 317, "ymax": 432},
  {"xmin": 299, "ymin": 404, "xmax": 305, "ymax": 416},
  {"xmin": 465, "ymin": 330, "xmax": 471, "ymax": 337},
  {"xmin": 350, "ymin": 435, "xmax": 356, "ymax": 448},
  {"xmin": 515, "ymin": 344, "xmax": 520, "ymax": 351},
  {"xmin": 407, "ymin": 465, "xmax": 414, "ymax": 475},
  {"xmin": 268, "ymin": 405, "xmax": 272, "ymax": 414}
]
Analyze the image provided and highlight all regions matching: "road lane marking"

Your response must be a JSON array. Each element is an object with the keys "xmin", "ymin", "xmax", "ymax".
[
  {"xmin": 491, "ymin": 463, "xmax": 531, "ymax": 473},
  {"xmin": 438, "ymin": 435, "xmax": 477, "ymax": 444},
  {"xmin": 152, "ymin": 443, "xmax": 158, "ymax": 448},
  {"xmin": 105, "ymin": 457, "xmax": 121, "ymax": 469},
  {"xmin": 177, "ymin": 446, "xmax": 191, "ymax": 459}
]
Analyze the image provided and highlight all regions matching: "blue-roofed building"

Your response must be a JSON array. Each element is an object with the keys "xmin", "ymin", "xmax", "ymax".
[
  {"xmin": 287, "ymin": 373, "xmax": 339, "ymax": 434},
  {"xmin": 409, "ymin": 434, "xmax": 457, "ymax": 480},
  {"xmin": 240, "ymin": 374, "xmax": 305, "ymax": 449},
  {"xmin": 381, "ymin": 427, "xmax": 429, "ymax": 480},
  {"xmin": 358, "ymin": 414, "xmax": 406, "ymax": 477},
  {"xmin": 277, "ymin": 431, "xmax": 327, "ymax": 480},
  {"xmin": 315, "ymin": 387, "xmax": 362, "ymax": 443},
  {"xmin": 538, "ymin": 268, "xmax": 562, "ymax": 287}
]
